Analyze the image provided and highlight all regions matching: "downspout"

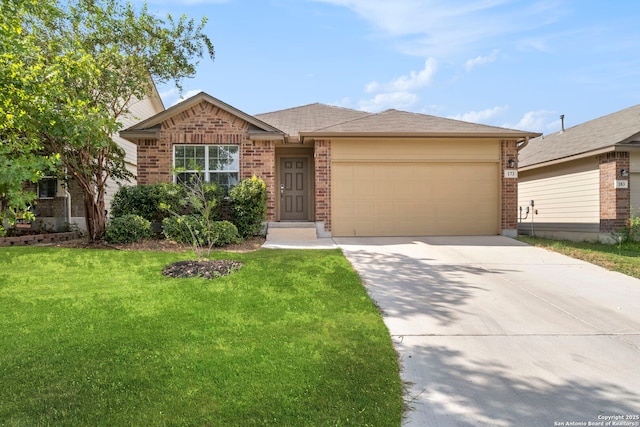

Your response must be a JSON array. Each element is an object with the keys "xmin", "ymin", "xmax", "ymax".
[
  {"xmin": 65, "ymin": 189, "xmax": 71, "ymax": 227},
  {"xmin": 64, "ymin": 168, "xmax": 71, "ymax": 228}
]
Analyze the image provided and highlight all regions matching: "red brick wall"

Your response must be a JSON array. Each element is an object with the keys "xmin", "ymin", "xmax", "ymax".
[
  {"xmin": 501, "ymin": 139, "xmax": 518, "ymax": 233},
  {"xmin": 242, "ymin": 139, "xmax": 276, "ymax": 221},
  {"xmin": 314, "ymin": 139, "xmax": 331, "ymax": 231},
  {"xmin": 136, "ymin": 100, "xmax": 277, "ymax": 221},
  {"xmin": 599, "ymin": 152, "xmax": 630, "ymax": 232}
]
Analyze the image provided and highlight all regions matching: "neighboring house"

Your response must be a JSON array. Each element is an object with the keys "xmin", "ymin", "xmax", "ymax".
[
  {"xmin": 518, "ymin": 104, "xmax": 640, "ymax": 242},
  {"xmin": 31, "ymin": 88, "xmax": 165, "ymax": 232},
  {"xmin": 121, "ymin": 92, "xmax": 539, "ymax": 237}
]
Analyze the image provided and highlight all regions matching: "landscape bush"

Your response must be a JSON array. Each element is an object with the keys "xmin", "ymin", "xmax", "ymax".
[
  {"xmin": 162, "ymin": 215, "xmax": 240, "ymax": 247},
  {"xmin": 229, "ymin": 176, "xmax": 267, "ymax": 238},
  {"xmin": 110, "ymin": 183, "xmax": 189, "ymax": 223},
  {"xmin": 105, "ymin": 214, "xmax": 153, "ymax": 244},
  {"xmin": 162, "ymin": 215, "xmax": 204, "ymax": 244}
]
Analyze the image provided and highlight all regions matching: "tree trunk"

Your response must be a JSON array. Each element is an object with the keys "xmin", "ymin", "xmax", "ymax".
[{"xmin": 83, "ymin": 184, "xmax": 106, "ymax": 242}]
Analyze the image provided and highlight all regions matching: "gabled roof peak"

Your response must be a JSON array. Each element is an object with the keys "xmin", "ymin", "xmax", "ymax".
[{"xmin": 520, "ymin": 103, "xmax": 640, "ymax": 168}]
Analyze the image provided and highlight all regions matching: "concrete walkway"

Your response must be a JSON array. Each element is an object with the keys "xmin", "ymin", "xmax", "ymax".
[
  {"xmin": 261, "ymin": 238, "xmax": 338, "ymax": 249},
  {"xmin": 335, "ymin": 236, "xmax": 640, "ymax": 426}
]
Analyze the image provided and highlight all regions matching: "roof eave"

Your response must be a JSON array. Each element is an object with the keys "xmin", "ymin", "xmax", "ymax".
[
  {"xmin": 248, "ymin": 131, "xmax": 286, "ymax": 141},
  {"xmin": 119, "ymin": 128, "xmax": 161, "ymax": 143},
  {"xmin": 520, "ymin": 142, "xmax": 640, "ymax": 171},
  {"xmin": 124, "ymin": 92, "xmax": 284, "ymax": 134},
  {"xmin": 299, "ymin": 131, "xmax": 541, "ymax": 141}
]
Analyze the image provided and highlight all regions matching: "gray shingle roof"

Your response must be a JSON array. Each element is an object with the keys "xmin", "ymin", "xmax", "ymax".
[
  {"xmin": 257, "ymin": 104, "xmax": 539, "ymax": 138},
  {"xmin": 254, "ymin": 103, "xmax": 370, "ymax": 136},
  {"xmin": 313, "ymin": 109, "xmax": 536, "ymax": 135},
  {"xmin": 519, "ymin": 104, "xmax": 640, "ymax": 168}
]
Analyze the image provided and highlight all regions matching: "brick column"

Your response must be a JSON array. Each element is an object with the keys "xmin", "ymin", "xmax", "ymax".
[
  {"xmin": 242, "ymin": 139, "xmax": 276, "ymax": 221},
  {"xmin": 599, "ymin": 152, "xmax": 630, "ymax": 232},
  {"xmin": 314, "ymin": 139, "xmax": 331, "ymax": 232},
  {"xmin": 501, "ymin": 139, "xmax": 518, "ymax": 236}
]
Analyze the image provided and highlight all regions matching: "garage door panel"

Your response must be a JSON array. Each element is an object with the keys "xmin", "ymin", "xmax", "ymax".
[
  {"xmin": 354, "ymin": 164, "xmax": 375, "ymax": 180},
  {"xmin": 332, "ymin": 156, "xmax": 499, "ymax": 237}
]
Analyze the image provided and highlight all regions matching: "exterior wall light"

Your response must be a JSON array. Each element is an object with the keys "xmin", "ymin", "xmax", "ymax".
[
  {"xmin": 507, "ymin": 159, "xmax": 516, "ymax": 168},
  {"xmin": 621, "ymin": 169, "xmax": 629, "ymax": 177}
]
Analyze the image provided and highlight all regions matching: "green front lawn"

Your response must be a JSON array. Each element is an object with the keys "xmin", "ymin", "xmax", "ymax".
[
  {"xmin": 0, "ymin": 247, "xmax": 402, "ymax": 426},
  {"xmin": 518, "ymin": 236, "xmax": 640, "ymax": 279}
]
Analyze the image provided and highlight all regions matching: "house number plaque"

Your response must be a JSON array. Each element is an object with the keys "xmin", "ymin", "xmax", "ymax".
[
  {"xmin": 614, "ymin": 180, "xmax": 629, "ymax": 189},
  {"xmin": 504, "ymin": 170, "xmax": 518, "ymax": 179}
]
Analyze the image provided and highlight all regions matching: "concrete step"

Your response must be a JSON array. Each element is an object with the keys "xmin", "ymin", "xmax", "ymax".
[{"xmin": 266, "ymin": 222, "xmax": 317, "ymax": 242}]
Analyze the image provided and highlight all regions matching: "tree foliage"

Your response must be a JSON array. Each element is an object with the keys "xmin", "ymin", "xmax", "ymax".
[
  {"xmin": 0, "ymin": 0, "xmax": 61, "ymax": 235},
  {"xmin": 1, "ymin": 0, "xmax": 214, "ymax": 240}
]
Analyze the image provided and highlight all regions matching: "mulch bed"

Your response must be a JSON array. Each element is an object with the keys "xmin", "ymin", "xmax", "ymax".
[
  {"xmin": 162, "ymin": 259, "xmax": 244, "ymax": 279},
  {"xmin": 44, "ymin": 235, "xmax": 266, "ymax": 253}
]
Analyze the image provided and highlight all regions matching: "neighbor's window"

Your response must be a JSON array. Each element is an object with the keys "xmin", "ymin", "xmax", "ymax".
[
  {"xmin": 174, "ymin": 145, "xmax": 239, "ymax": 191},
  {"xmin": 38, "ymin": 177, "xmax": 57, "ymax": 199}
]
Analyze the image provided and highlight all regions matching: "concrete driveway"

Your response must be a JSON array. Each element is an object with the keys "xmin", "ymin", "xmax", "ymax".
[{"xmin": 335, "ymin": 236, "xmax": 640, "ymax": 427}]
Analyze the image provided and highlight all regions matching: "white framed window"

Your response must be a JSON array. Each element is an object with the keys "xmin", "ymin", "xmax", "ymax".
[
  {"xmin": 38, "ymin": 177, "xmax": 58, "ymax": 199},
  {"xmin": 173, "ymin": 145, "xmax": 239, "ymax": 191}
]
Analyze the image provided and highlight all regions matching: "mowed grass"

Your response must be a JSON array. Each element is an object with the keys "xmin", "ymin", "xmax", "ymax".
[
  {"xmin": 519, "ymin": 236, "xmax": 640, "ymax": 279},
  {"xmin": 0, "ymin": 247, "xmax": 402, "ymax": 426}
]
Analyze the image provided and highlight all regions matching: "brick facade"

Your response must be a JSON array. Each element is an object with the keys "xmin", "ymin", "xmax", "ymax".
[
  {"xmin": 599, "ymin": 152, "xmax": 630, "ymax": 232},
  {"xmin": 131, "ymin": 97, "xmax": 524, "ymax": 237},
  {"xmin": 314, "ymin": 139, "xmax": 332, "ymax": 231},
  {"xmin": 136, "ymin": 100, "xmax": 278, "ymax": 221},
  {"xmin": 501, "ymin": 139, "xmax": 519, "ymax": 234}
]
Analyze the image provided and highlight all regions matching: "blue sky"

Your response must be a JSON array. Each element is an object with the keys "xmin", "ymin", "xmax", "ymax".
[{"xmin": 139, "ymin": 0, "xmax": 640, "ymax": 135}]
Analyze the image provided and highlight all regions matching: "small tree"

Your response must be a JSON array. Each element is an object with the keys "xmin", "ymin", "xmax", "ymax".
[
  {"xmin": 160, "ymin": 173, "xmax": 236, "ymax": 258},
  {"xmin": 17, "ymin": 0, "xmax": 215, "ymax": 241}
]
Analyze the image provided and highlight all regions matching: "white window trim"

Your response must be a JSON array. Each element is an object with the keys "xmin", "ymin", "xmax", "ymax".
[{"xmin": 173, "ymin": 144, "xmax": 240, "ymax": 190}]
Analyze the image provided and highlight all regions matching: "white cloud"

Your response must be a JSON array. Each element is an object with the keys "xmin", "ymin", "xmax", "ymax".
[
  {"xmin": 173, "ymin": 89, "xmax": 203, "ymax": 106},
  {"xmin": 312, "ymin": 0, "xmax": 566, "ymax": 57},
  {"xmin": 359, "ymin": 59, "xmax": 436, "ymax": 111},
  {"xmin": 465, "ymin": 49, "xmax": 500, "ymax": 71},
  {"xmin": 331, "ymin": 97, "xmax": 354, "ymax": 108},
  {"xmin": 158, "ymin": 88, "xmax": 202, "ymax": 107},
  {"xmin": 367, "ymin": 58, "xmax": 437, "ymax": 93},
  {"xmin": 448, "ymin": 105, "xmax": 508, "ymax": 123},
  {"xmin": 358, "ymin": 92, "xmax": 418, "ymax": 112},
  {"xmin": 503, "ymin": 110, "xmax": 561, "ymax": 133}
]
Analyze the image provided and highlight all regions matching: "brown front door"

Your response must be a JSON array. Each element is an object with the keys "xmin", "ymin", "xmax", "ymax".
[{"xmin": 280, "ymin": 157, "xmax": 308, "ymax": 221}]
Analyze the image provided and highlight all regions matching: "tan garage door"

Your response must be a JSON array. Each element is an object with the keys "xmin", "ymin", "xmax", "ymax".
[{"xmin": 332, "ymin": 160, "xmax": 499, "ymax": 237}]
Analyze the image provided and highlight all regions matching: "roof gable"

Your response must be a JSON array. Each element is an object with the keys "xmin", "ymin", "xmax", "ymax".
[
  {"xmin": 122, "ymin": 92, "xmax": 283, "ymax": 137},
  {"xmin": 520, "ymin": 104, "xmax": 640, "ymax": 168}
]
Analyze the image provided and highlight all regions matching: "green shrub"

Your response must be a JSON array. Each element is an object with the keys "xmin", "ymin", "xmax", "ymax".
[
  {"xmin": 162, "ymin": 215, "xmax": 204, "ymax": 244},
  {"xmin": 210, "ymin": 220, "xmax": 241, "ymax": 246},
  {"xmin": 229, "ymin": 176, "xmax": 267, "ymax": 238},
  {"xmin": 105, "ymin": 214, "xmax": 153, "ymax": 244},
  {"xmin": 110, "ymin": 183, "xmax": 189, "ymax": 222},
  {"xmin": 162, "ymin": 216, "xmax": 240, "ymax": 247}
]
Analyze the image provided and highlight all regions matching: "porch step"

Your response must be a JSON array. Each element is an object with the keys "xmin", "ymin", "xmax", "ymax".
[{"xmin": 266, "ymin": 222, "xmax": 317, "ymax": 242}]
